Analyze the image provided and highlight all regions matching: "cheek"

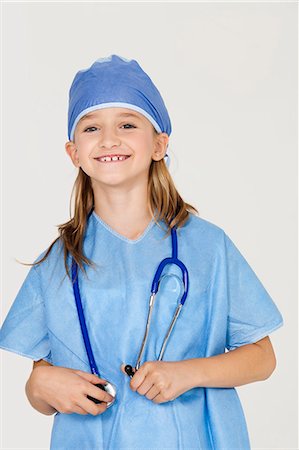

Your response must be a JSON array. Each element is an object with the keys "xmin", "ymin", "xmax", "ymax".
[
  {"xmin": 74, "ymin": 148, "xmax": 94, "ymax": 170},
  {"xmin": 75, "ymin": 135, "xmax": 95, "ymax": 147},
  {"xmin": 74, "ymin": 139, "xmax": 95, "ymax": 159},
  {"xmin": 130, "ymin": 135, "xmax": 155, "ymax": 155}
]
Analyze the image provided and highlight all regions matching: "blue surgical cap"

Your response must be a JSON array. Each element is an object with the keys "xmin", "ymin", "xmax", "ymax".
[{"xmin": 67, "ymin": 54, "xmax": 171, "ymax": 167}]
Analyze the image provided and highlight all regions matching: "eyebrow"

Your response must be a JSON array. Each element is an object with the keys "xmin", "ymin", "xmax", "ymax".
[{"xmin": 80, "ymin": 112, "xmax": 142, "ymax": 122}]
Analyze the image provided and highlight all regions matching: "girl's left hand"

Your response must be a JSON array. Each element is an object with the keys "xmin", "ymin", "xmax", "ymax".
[{"xmin": 120, "ymin": 360, "xmax": 194, "ymax": 404}]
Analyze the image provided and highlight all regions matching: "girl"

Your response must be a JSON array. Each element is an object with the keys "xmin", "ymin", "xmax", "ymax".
[{"xmin": 0, "ymin": 54, "xmax": 284, "ymax": 449}]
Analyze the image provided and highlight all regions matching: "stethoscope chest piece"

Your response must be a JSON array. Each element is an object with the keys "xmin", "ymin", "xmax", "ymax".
[
  {"xmin": 104, "ymin": 381, "xmax": 117, "ymax": 407},
  {"xmin": 87, "ymin": 381, "xmax": 117, "ymax": 408}
]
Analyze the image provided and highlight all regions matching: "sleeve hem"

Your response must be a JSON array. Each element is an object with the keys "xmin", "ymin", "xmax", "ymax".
[
  {"xmin": 226, "ymin": 319, "xmax": 284, "ymax": 351},
  {"xmin": 0, "ymin": 345, "xmax": 52, "ymax": 363}
]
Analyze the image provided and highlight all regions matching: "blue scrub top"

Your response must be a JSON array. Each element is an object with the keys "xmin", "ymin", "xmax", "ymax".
[{"xmin": 0, "ymin": 211, "xmax": 284, "ymax": 449}]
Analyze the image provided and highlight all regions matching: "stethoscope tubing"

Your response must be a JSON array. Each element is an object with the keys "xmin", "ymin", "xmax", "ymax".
[
  {"xmin": 71, "ymin": 210, "xmax": 189, "ymax": 392},
  {"xmin": 151, "ymin": 226, "xmax": 189, "ymax": 305},
  {"xmin": 71, "ymin": 260, "xmax": 99, "ymax": 375},
  {"xmin": 128, "ymin": 225, "xmax": 189, "ymax": 375},
  {"xmin": 71, "ymin": 258, "xmax": 116, "ymax": 407}
]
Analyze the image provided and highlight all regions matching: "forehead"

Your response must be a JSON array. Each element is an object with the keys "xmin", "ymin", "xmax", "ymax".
[{"xmin": 79, "ymin": 108, "xmax": 145, "ymax": 123}]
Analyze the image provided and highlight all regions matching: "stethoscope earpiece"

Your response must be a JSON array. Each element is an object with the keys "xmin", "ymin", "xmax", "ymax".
[{"xmin": 124, "ymin": 365, "xmax": 136, "ymax": 378}]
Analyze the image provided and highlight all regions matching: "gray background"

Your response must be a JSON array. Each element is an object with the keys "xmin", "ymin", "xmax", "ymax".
[{"xmin": 1, "ymin": 1, "xmax": 297, "ymax": 449}]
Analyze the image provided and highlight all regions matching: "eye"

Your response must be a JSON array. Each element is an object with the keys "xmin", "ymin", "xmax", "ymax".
[
  {"xmin": 83, "ymin": 123, "xmax": 136, "ymax": 133},
  {"xmin": 84, "ymin": 126, "xmax": 97, "ymax": 133},
  {"xmin": 121, "ymin": 123, "xmax": 136, "ymax": 129}
]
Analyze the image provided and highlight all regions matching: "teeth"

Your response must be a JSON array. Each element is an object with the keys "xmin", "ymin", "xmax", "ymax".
[{"xmin": 99, "ymin": 155, "xmax": 128, "ymax": 162}]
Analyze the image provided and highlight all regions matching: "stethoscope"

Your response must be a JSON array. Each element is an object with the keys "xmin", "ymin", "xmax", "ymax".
[{"xmin": 71, "ymin": 210, "xmax": 189, "ymax": 408}]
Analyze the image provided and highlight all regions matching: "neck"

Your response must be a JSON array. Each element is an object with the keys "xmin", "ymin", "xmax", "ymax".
[{"xmin": 92, "ymin": 180, "xmax": 153, "ymax": 239}]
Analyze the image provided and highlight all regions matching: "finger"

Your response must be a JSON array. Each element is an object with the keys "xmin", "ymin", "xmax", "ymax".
[
  {"xmin": 144, "ymin": 385, "xmax": 160, "ymax": 401},
  {"xmin": 79, "ymin": 396, "xmax": 108, "ymax": 416},
  {"xmin": 72, "ymin": 372, "xmax": 114, "ymax": 403},
  {"xmin": 72, "ymin": 370, "xmax": 107, "ymax": 385},
  {"xmin": 151, "ymin": 392, "xmax": 172, "ymax": 404},
  {"xmin": 129, "ymin": 364, "xmax": 148, "ymax": 391},
  {"xmin": 87, "ymin": 383, "xmax": 115, "ymax": 404},
  {"xmin": 71, "ymin": 404, "xmax": 88, "ymax": 415},
  {"xmin": 151, "ymin": 392, "xmax": 164, "ymax": 404},
  {"xmin": 136, "ymin": 379, "xmax": 154, "ymax": 396}
]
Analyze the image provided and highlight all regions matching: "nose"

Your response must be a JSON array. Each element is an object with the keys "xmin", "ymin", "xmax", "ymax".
[{"xmin": 98, "ymin": 127, "xmax": 121, "ymax": 149}]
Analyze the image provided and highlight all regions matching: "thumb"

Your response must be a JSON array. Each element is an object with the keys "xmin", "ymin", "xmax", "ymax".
[{"xmin": 73, "ymin": 369, "xmax": 107, "ymax": 385}]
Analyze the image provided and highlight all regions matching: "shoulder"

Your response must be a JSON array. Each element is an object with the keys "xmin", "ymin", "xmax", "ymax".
[
  {"xmin": 34, "ymin": 236, "xmax": 64, "ymax": 264},
  {"xmin": 32, "ymin": 237, "xmax": 67, "ymax": 280},
  {"xmin": 181, "ymin": 212, "xmax": 227, "ymax": 250}
]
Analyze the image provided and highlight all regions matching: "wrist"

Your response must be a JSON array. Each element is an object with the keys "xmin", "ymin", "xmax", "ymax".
[{"xmin": 179, "ymin": 359, "xmax": 203, "ymax": 390}]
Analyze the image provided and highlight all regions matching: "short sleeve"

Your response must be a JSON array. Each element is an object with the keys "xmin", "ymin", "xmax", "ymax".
[
  {"xmin": 224, "ymin": 232, "xmax": 284, "ymax": 351},
  {"xmin": 0, "ymin": 262, "xmax": 52, "ymax": 363}
]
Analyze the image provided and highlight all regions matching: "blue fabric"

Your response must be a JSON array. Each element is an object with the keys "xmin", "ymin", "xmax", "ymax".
[
  {"xmin": 0, "ymin": 212, "xmax": 284, "ymax": 449},
  {"xmin": 67, "ymin": 55, "xmax": 172, "ymax": 168}
]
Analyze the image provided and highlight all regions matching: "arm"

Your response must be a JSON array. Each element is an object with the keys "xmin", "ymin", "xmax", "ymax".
[
  {"xmin": 121, "ymin": 336, "xmax": 277, "ymax": 404},
  {"xmin": 25, "ymin": 359, "xmax": 57, "ymax": 415},
  {"xmin": 184, "ymin": 336, "xmax": 277, "ymax": 389}
]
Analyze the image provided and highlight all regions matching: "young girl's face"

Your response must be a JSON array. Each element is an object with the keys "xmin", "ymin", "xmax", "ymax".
[{"xmin": 66, "ymin": 107, "xmax": 168, "ymax": 188}]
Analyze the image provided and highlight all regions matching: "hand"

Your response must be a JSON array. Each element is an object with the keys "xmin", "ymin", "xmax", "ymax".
[
  {"xmin": 120, "ymin": 360, "xmax": 194, "ymax": 404},
  {"xmin": 26, "ymin": 365, "xmax": 115, "ymax": 416}
]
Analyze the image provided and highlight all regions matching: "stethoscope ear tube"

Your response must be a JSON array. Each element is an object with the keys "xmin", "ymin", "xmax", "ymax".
[{"xmin": 124, "ymin": 225, "xmax": 189, "ymax": 378}]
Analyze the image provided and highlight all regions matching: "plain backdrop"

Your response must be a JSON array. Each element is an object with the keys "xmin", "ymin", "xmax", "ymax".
[{"xmin": 1, "ymin": 1, "xmax": 298, "ymax": 449}]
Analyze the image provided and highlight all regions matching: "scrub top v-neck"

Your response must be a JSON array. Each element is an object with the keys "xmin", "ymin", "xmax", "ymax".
[
  {"xmin": 91, "ymin": 210, "xmax": 157, "ymax": 243},
  {"xmin": 0, "ymin": 212, "xmax": 284, "ymax": 450}
]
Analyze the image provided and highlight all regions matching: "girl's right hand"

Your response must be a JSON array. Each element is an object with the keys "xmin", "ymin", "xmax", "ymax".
[{"xmin": 26, "ymin": 363, "xmax": 115, "ymax": 416}]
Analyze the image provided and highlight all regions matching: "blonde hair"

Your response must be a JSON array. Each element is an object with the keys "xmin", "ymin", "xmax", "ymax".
[{"xmin": 19, "ymin": 128, "xmax": 199, "ymax": 281}]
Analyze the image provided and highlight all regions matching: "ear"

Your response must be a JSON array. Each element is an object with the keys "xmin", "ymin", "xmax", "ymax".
[
  {"xmin": 152, "ymin": 133, "xmax": 169, "ymax": 162},
  {"xmin": 65, "ymin": 141, "xmax": 80, "ymax": 168}
]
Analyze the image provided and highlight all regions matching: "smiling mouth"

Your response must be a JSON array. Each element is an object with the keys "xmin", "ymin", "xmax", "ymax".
[{"xmin": 94, "ymin": 155, "xmax": 131, "ymax": 163}]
